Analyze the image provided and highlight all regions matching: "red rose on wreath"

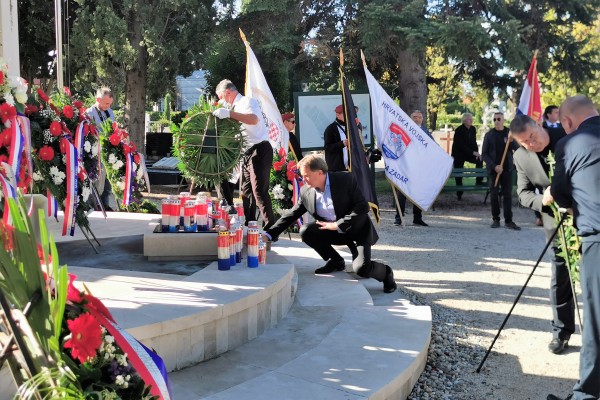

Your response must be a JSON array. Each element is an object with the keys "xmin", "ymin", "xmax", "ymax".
[
  {"xmin": 273, "ymin": 158, "xmax": 285, "ymax": 171},
  {"xmin": 63, "ymin": 105, "xmax": 74, "ymax": 119},
  {"xmin": 134, "ymin": 153, "xmax": 141, "ymax": 164},
  {"xmin": 286, "ymin": 160, "xmax": 297, "ymax": 182},
  {"xmin": 63, "ymin": 86, "xmax": 72, "ymax": 97},
  {"xmin": 67, "ymin": 273, "xmax": 84, "ymax": 303},
  {"xmin": 50, "ymin": 121, "xmax": 62, "ymax": 136},
  {"xmin": 73, "ymin": 101, "xmax": 83, "ymax": 108},
  {"xmin": 109, "ymin": 132, "xmax": 121, "ymax": 146},
  {"xmin": 24, "ymin": 104, "xmax": 38, "ymax": 115},
  {"xmin": 122, "ymin": 143, "xmax": 131, "ymax": 154},
  {"xmin": 39, "ymin": 145, "xmax": 55, "ymax": 161}
]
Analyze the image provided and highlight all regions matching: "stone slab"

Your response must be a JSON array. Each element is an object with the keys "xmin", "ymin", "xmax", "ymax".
[{"xmin": 143, "ymin": 221, "xmax": 218, "ymax": 259}]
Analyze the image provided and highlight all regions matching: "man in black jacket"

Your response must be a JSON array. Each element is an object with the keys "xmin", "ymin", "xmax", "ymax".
[
  {"xmin": 511, "ymin": 115, "xmax": 572, "ymax": 355},
  {"xmin": 451, "ymin": 112, "xmax": 484, "ymax": 199},
  {"xmin": 482, "ymin": 112, "xmax": 520, "ymax": 230},
  {"xmin": 264, "ymin": 154, "xmax": 396, "ymax": 293},
  {"xmin": 544, "ymin": 95, "xmax": 600, "ymax": 400},
  {"xmin": 323, "ymin": 105, "xmax": 349, "ymax": 171}
]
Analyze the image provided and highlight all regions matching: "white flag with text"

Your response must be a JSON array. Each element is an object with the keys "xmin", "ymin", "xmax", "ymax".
[
  {"xmin": 241, "ymin": 31, "xmax": 289, "ymax": 154},
  {"xmin": 363, "ymin": 65, "xmax": 453, "ymax": 211}
]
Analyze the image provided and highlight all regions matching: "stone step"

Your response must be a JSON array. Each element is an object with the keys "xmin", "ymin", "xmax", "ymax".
[{"xmin": 169, "ymin": 239, "xmax": 432, "ymax": 400}]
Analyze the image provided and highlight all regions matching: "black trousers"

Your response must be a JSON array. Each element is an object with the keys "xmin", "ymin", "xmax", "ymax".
[
  {"xmin": 241, "ymin": 141, "xmax": 275, "ymax": 230},
  {"xmin": 542, "ymin": 213, "xmax": 575, "ymax": 340},
  {"xmin": 489, "ymin": 170, "xmax": 513, "ymax": 222},
  {"xmin": 454, "ymin": 157, "xmax": 483, "ymax": 197},
  {"xmin": 219, "ymin": 180, "xmax": 236, "ymax": 207},
  {"xmin": 573, "ymin": 240, "xmax": 600, "ymax": 399},
  {"xmin": 300, "ymin": 218, "xmax": 387, "ymax": 282},
  {"xmin": 393, "ymin": 188, "xmax": 422, "ymax": 222}
]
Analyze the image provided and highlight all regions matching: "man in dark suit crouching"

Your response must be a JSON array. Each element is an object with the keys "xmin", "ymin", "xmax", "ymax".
[{"xmin": 264, "ymin": 154, "xmax": 397, "ymax": 293}]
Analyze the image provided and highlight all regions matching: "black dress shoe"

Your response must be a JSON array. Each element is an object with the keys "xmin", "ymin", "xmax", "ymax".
[
  {"xmin": 413, "ymin": 219, "xmax": 428, "ymax": 227},
  {"xmin": 383, "ymin": 266, "xmax": 397, "ymax": 293},
  {"xmin": 548, "ymin": 338, "xmax": 569, "ymax": 354},
  {"xmin": 547, "ymin": 393, "xmax": 573, "ymax": 400},
  {"xmin": 314, "ymin": 258, "xmax": 345, "ymax": 274}
]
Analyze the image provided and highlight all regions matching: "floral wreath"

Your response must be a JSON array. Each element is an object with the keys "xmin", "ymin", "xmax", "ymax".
[
  {"xmin": 98, "ymin": 120, "xmax": 149, "ymax": 210},
  {"xmin": 27, "ymin": 87, "xmax": 98, "ymax": 234},
  {"xmin": 269, "ymin": 147, "xmax": 302, "ymax": 231}
]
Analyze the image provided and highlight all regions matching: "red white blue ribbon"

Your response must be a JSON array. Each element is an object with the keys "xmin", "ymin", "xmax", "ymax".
[
  {"xmin": 17, "ymin": 115, "xmax": 33, "ymax": 190},
  {"xmin": 122, "ymin": 152, "xmax": 133, "ymax": 207},
  {"xmin": 0, "ymin": 172, "xmax": 17, "ymax": 225},
  {"xmin": 62, "ymin": 142, "xmax": 78, "ymax": 236},
  {"xmin": 8, "ymin": 117, "xmax": 24, "ymax": 186},
  {"xmin": 137, "ymin": 153, "xmax": 151, "ymax": 193},
  {"xmin": 86, "ymin": 299, "xmax": 171, "ymax": 400},
  {"xmin": 74, "ymin": 121, "xmax": 87, "ymax": 161},
  {"xmin": 47, "ymin": 189, "xmax": 58, "ymax": 220}
]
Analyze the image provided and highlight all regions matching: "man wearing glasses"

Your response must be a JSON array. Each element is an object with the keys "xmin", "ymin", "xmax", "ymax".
[
  {"xmin": 510, "ymin": 114, "xmax": 572, "ymax": 355},
  {"xmin": 482, "ymin": 112, "xmax": 521, "ymax": 230},
  {"xmin": 282, "ymin": 112, "xmax": 302, "ymax": 161}
]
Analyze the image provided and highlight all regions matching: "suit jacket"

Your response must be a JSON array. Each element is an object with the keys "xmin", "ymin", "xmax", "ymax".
[
  {"xmin": 514, "ymin": 147, "xmax": 551, "ymax": 214},
  {"xmin": 551, "ymin": 115, "xmax": 600, "ymax": 239},
  {"xmin": 267, "ymin": 171, "xmax": 378, "ymax": 245},
  {"xmin": 482, "ymin": 127, "xmax": 519, "ymax": 173},
  {"xmin": 451, "ymin": 124, "xmax": 478, "ymax": 162},
  {"xmin": 324, "ymin": 119, "xmax": 347, "ymax": 171},
  {"xmin": 543, "ymin": 120, "xmax": 566, "ymax": 139},
  {"xmin": 288, "ymin": 132, "xmax": 303, "ymax": 161}
]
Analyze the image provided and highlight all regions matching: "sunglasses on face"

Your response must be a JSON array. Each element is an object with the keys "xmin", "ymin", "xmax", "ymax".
[
  {"xmin": 494, "ymin": 118, "xmax": 503, "ymax": 122},
  {"xmin": 289, "ymin": 120, "xmax": 295, "ymax": 124}
]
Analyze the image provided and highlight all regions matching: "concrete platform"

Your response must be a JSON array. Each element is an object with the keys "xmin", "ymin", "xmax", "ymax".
[{"xmin": 42, "ymin": 212, "xmax": 431, "ymax": 398}]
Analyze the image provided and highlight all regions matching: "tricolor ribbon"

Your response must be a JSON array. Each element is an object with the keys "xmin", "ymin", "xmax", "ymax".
[
  {"xmin": 16, "ymin": 115, "xmax": 33, "ymax": 191},
  {"xmin": 47, "ymin": 189, "xmax": 58, "ymax": 220},
  {"xmin": 122, "ymin": 152, "xmax": 133, "ymax": 207},
  {"xmin": 0, "ymin": 171, "xmax": 17, "ymax": 225},
  {"xmin": 137, "ymin": 153, "xmax": 151, "ymax": 193},
  {"xmin": 74, "ymin": 121, "xmax": 87, "ymax": 161},
  {"xmin": 62, "ymin": 141, "xmax": 78, "ymax": 236},
  {"xmin": 8, "ymin": 116, "xmax": 24, "ymax": 186},
  {"xmin": 84, "ymin": 293, "xmax": 171, "ymax": 400}
]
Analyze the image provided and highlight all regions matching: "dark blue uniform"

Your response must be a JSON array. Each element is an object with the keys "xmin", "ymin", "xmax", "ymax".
[{"xmin": 551, "ymin": 115, "xmax": 600, "ymax": 400}]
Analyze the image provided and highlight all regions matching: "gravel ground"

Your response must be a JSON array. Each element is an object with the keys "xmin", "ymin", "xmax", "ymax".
[
  {"xmin": 370, "ymin": 190, "xmax": 581, "ymax": 400},
  {"xmin": 142, "ymin": 185, "xmax": 581, "ymax": 400}
]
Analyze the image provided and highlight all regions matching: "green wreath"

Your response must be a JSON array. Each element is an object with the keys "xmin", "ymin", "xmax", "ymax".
[{"xmin": 172, "ymin": 102, "xmax": 245, "ymax": 189}]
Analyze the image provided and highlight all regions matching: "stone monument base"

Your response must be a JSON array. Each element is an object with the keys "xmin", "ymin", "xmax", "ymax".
[{"xmin": 143, "ymin": 220, "xmax": 218, "ymax": 261}]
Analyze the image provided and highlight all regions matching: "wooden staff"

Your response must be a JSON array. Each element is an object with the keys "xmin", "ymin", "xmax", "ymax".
[
  {"xmin": 391, "ymin": 184, "xmax": 404, "ymax": 226},
  {"xmin": 494, "ymin": 133, "xmax": 512, "ymax": 187}
]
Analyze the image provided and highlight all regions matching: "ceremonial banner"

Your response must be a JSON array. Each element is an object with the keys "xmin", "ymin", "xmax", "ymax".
[
  {"xmin": 340, "ymin": 71, "xmax": 380, "ymax": 223},
  {"xmin": 363, "ymin": 59, "xmax": 453, "ymax": 211},
  {"xmin": 516, "ymin": 53, "xmax": 542, "ymax": 122},
  {"xmin": 240, "ymin": 29, "xmax": 289, "ymax": 154}
]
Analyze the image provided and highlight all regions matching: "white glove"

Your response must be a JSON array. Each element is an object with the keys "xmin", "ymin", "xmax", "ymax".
[{"xmin": 213, "ymin": 108, "xmax": 230, "ymax": 119}]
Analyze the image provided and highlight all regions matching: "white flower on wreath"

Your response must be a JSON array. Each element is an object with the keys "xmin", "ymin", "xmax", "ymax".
[
  {"xmin": 117, "ymin": 180, "xmax": 125, "ymax": 191},
  {"xmin": 49, "ymin": 166, "xmax": 65, "ymax": 185},
  {"xmin": 113, "ymin": 160, "xmax": 124, "ymax": 170},
  {"xmin": 271, "ymin": 184, "xmax": 285, "ymax": 200},
  {"xmin": 3, "ymin": 92, "xmax": 14, "ymax": 106},
  {"xmin": 32, "ymin": 171, "xmax": 43, "ymax": 181},
  {"xmin": 108, "ymin": 153, "xmax": 116, "ymax": 164},
  {"xmin": 84, "ymin": 141, "xmax": 91, "ymax": 153},
  {"xmin": 81, "ymin": 185, "xmax": 91, "ymax": 202},
  {"xmin": 91, "ymin": 142, "xmax": 99, "ymax": 157}
]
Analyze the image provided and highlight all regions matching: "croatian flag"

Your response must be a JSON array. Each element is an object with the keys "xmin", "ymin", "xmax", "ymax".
[
  {"xmin": 240, "ymin": 29, "xmax": 289, "ymax": 155},
  {"xmin": 516, "ymin": 53, "xmax": 542, "ymax": 123},
  {"xmin": 362, "ymin": 52, "xmax": 453, "ymax": 211}
]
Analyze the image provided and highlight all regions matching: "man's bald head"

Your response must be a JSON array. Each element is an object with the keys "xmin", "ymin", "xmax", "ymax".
[{"xmin": 559, "ymin": 95, "xmax": 599, "ymax": 134}]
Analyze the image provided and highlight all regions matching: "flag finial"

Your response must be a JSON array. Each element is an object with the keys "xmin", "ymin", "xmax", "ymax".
[{"xmin": 239, "ymin": 28, "xmax": 247, "ymax": 43}]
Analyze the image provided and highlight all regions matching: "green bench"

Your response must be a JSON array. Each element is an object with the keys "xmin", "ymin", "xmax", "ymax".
[{"xmin": 442, "ymin": 168, "xmax": 490, "ymax": 203}]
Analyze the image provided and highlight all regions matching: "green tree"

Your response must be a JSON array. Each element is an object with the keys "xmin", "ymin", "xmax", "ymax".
[{"xmin": 68, "ymin": 0, "xmax": 216, "ymax": 154}]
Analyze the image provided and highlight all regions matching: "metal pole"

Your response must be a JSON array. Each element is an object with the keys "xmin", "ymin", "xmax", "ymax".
[
  {"xmin": 476, "ymin": 213, "xmax": 568, "ymax": 372},
  {"xmin": 54, "ymin": 0, "xmax": 64, "ymax": 88}
]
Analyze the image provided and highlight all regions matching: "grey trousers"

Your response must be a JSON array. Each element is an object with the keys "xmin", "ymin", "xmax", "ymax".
[{"xmin": 573, "ymin": 241, "xmax": 600, "ymax": 399}]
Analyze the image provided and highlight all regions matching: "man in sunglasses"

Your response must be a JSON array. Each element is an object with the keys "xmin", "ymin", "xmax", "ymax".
[
  {"xmin": 482, "ymin": 112, "xmax": 521, "ymax": 230},
  {"xmin": 282, "ymin": 112, "xmax": 302, "ymax": 161}
]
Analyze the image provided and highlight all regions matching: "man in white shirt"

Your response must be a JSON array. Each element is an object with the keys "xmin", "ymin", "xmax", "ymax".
[{"xmin": 213, "ymin": 79, "xmax": 275, "ymax": 229}]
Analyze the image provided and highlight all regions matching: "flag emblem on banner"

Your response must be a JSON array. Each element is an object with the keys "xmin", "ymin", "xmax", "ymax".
[{"xmin": 382, "ymin": 123, "xmax": 411, "ymax": 160}]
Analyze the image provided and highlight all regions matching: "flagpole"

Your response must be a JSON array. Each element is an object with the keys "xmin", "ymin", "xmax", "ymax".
[
  {"xmin": 339, "ymin": 48, "xmax": 351, "ymax": 172},
  {"xmin": 391, "ymin": 185, "xmax": 405, "ymax": 226},
  {"xmin": 54, "ymin": 0, "xmax": 64, "ymax": 88},
  {"xmin": 494, "ymin": 133, "xmax": 512, "ymax": 187}
]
